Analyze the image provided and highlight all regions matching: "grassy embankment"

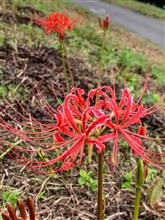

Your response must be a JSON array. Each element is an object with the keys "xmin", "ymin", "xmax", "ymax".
[
  {"xmin": 0, "ymin": 0, "xmax": 165, "ymax": 219},
  {"xmin": 0, "ymin": 0, "xmax": 164, "ymax": 91}
]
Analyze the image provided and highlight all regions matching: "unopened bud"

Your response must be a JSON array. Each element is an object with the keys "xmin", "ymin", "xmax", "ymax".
[
  {"xmin": 2, "ymin": 213, "xmax": 11, "ymax": 220},
  {"xmin": 136, "ymin": 159, "xmax": 145, "ymax": 189},
  {"xmin": 138, "ymin": 126, "xmax": 146, "ymax": 136},
  {"xmin": 6, "ymin": 203, "xmax": 17, "ymax": 220},
  {"xmin": 98, "ymin": 16, "xmax": 102, "ymax": 29},
  {"xmin": 17, "ymin": 198, "xmax": 28, "ymax": 220},
  {"xmin": 105, "ymin": 16, "xmax": 109, "ymax": 30},
  {"xmin": 103, "ymin": 16, "xmax": 109, "ymax": 30},
  {"xmin": 26, "ymin": 197, "xmax": 36, "ymax": 220}
]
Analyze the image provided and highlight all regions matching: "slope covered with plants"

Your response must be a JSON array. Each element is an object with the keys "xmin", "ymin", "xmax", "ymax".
[{"xmin": 0, "ymin": 0, "xmax": 164, "ymax": 220}]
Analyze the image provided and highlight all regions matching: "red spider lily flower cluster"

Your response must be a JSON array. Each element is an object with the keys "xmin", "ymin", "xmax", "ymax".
[
  {"xmin": 98, "ymin": 16, "xmax": 109, "ymax": 31},
  {"xmin": 35, "ymin": 12, "xmax": 76, "ymax": 40},
  {"xmin": 0, "ymin": 86, "xmax": 164, "ymax": 174}
]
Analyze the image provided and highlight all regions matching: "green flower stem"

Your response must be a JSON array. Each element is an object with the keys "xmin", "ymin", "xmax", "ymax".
[
  {"xmin": 98, "ymin": 31, "xmax": 106, "ymax": 81},
  {"xmin": 97, "ymin": 152, "xmax": 105, "ymax": 220},
  {"xmin": 61, "ymin": 41, "xmax": 74, "ymax": 88},
  {"xmin": 60, "ymin": 41, "xmax": 70, "ymax": 92},
  {"xmin": 133, "ymin": 187, "xmax": 142, "ymax": 220},
  {"xmin": 133, "ymin": 159, "xmax": 145, "ymax": 220}
]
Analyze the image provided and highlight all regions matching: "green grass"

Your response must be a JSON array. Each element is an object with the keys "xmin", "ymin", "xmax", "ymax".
[
  {"xmin": 101, "ymin": 0, "xmax": 165, "ymax": 20},
  {"xmin": 69, "ymin": 27, "xmax": 165, "ymax": 88},
  {"xmin": 150, "ymin": 66, "xmax": 165, "ymax": 85}
]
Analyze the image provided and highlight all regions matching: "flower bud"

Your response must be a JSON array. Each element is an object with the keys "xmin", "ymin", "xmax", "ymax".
[
  {"xmin": 136, "ymin": 159, "xmax": 145, "ymax": 189},
  {"xmin": 98, "ymin": 16, "xmax": 102, "ymax": 29},
  {"xmin": 105, "ymin": 16, "xmax": 109, "ymax": 30},
  {"xmin": 138, "ymin": 126, "xmax": 146, "ymax": 136}
]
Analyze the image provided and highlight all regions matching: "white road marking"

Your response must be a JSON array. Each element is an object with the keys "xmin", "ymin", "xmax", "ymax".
[
  {"xmin": 90, "ymin": 7, "xmax": 106, "ymax": 14},
  {"xmin": 90, "ymin": 8, "xmax": 98, "ymax": 13},
  {"xmin": 100, "ymin": 8, "xmax": 106, "ymax": 13}
]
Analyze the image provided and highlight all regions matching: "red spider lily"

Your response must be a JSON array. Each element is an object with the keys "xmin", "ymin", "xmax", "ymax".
[
  {"xmin": 52, "ymin": 88, "xmax": 114, "ymax": 172},
  {"xmin": 0, "ymin": 86, "xmax": 164, "ymax": 174},
  {"xmin": 35, "ymin": 12, "xmax": 76, "ymax": 40},
  {"xmin": 98, "ymin": 16, "xmax": 109, "ymax": 31},
  {"xmin": 89, "ymin": 86, "xmax": 165, "ymax": 169},
  {"xmin": 0, "ymin": 89, "xmax": 110, "ymax": 173}
]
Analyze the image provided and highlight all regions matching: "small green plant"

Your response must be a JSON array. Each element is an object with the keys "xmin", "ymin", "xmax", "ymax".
[
  {"xmin": 2, "ymin": 189, "xmax": 19, "ymax": 208},
  {"xmin": 122, "ymin": 171, "xmax": 133, "ymax": 190},
  {"xmin": 143, "ymin": 92, "xmax": 160, "ymax": 104},
  {"xmin": 118, "ymin": 48, "xmax": 146, "ymax": 71},
  {"xmin": 78, "ymin": 169, "xmax": 97, "ymax": 192},
  {"xmin": 151, "ymin": 66, "xmax": 165, "ymax": 85},
  {"xmin": 0, "ymin": 86, "xmax": 5, "ymax": 97},
  {"xmin": 38, "ymin": 190, "xmax": 46, "ymax": 200}
]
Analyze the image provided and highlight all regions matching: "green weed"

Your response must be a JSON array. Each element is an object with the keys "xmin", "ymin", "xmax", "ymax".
[
  {"xmin": 78, "ymin": 169, "xmax": 97, "ymax": 191},
  {"xmin": 2, "ymin": 189, "xmax": 19, "ymax": 208},
  {"xmin": 118, "ymin": 48, "xmax": 146, "ymax": 71},
  {"xmin": 38, "ymin": 190, "xmax": 46, "ymax": 200},
  {"xmin": 122, "ymin": 171, "xmax": 133, "ymax": 190},
  {"xmin": 143, "ymin": 92, "xmax": 161, "ymax": 104},
  {"xmin": 151, "ymin": 66, "xmax": 165, "ymax": 85}
]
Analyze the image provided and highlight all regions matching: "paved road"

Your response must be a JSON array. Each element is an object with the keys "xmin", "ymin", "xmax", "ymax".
[{"xmin": 73, "ymin": 0, "xmax": 165, "ymax": 48}]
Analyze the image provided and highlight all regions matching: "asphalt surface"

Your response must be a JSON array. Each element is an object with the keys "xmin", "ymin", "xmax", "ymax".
[{"xmin": 73, "ymin": 0, "xmax": 165, "ymax": 48}]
